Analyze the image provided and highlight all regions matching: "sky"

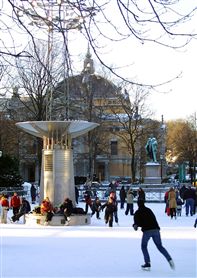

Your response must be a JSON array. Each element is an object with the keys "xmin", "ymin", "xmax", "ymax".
[
  {"xmin": 0, "ymin": 201, "xmax": 196, "ymax": 278},
  {"xmin": 1, "ymin": 1, "xmax": 197, "ymax": 122}
]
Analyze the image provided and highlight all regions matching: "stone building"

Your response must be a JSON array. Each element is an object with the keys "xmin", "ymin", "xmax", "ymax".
[{"xmin": 0, "ymin": 49, "xmax": 163, "ymax": 184}]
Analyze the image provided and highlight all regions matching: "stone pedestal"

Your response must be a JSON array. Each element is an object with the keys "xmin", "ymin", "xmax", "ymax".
[
  {"xmin": 144, "ymin": 162, "xmax": 161, "ymax": 185},
  {"xmin": 25, "ymin": 213, "xmax": 91, "ymax": 226}
]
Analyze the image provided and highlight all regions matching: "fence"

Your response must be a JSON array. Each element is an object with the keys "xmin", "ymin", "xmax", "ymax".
[{"xmin": 78, "ymin": 185, "xmax": 171, "ymax": 203}]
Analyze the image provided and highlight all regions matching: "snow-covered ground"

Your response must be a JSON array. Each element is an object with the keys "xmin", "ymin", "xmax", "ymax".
[{"xmin": 0, "ymin": 202, "xmax": 196, "ymax": 278}]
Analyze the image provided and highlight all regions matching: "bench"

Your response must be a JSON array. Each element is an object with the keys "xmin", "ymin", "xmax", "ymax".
[{"xmin": 25, "ymin": 213, "xmax": 91, "ymax": 226}]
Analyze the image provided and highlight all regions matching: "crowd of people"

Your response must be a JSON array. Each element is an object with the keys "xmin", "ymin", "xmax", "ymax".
[
  {"xmin": 164, "ymin": 184, "xmax": 197, "ymax": 219},
  {"xmin": 0, "ymin": 183, "xmax": 197, "ymax": 229}
]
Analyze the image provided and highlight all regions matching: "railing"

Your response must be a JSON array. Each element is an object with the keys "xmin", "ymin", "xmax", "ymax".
[
  {"xmin": 78, "ymin": 185, "xmax": 171, "ymax": 203},
  {"xmin": 0, "ymin": 187, "xmax": 28, "ymax": 197}
]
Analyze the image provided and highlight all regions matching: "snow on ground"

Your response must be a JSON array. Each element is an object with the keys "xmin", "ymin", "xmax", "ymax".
[{"xmin": 0, "ymin": 202, "xmax": 196, "ymax": 278}]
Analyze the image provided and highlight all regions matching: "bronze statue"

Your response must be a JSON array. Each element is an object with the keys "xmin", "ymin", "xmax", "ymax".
[{"xmin": 145, "ymin": 137, "xmax": 158, "ymax": 163}]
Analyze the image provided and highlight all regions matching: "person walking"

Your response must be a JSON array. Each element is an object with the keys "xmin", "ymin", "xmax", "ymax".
[
  {"xmin": 10, "ymin": 192, "xmax": 21, "ymax": 216},
  {"xmin": 183, "ymin": 185, "xmax": 195, "ymax": 216},
  {"xmin": 119, "ymin": 185, "xmax": 126, "ymax": 209},
  {"xmin": 0, "ymin": 194, "xmax": 9, "ymax": 224},
  {"xmin": 125, "ymin": 188, "xmax": 135, "ymax": 216},
  {"xmin": 133, "ymin": 199, "xmax": 175, "ymax": 271},
  {"xmin": 168, "ymin": 187, "xmax": 177, "ymax": 219}
]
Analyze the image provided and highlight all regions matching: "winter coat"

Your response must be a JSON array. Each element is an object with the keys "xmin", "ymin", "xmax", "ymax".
[
  {"xmin": 41, "ymin": 200, "xmax": 53, "ymax": 214},
  {"xmin": 84, "ymin": 192, "xmax": 92, "ymax": 206},
  {"xmin": 30, "ymin": 185, "xmax": 37, "ymax": 198},
  {"xmin": 101, "ymin": 200, "xmax": 117, "ymax": 214},
  {"xmin": 183, "ymin": 188, "xmax": 195, "ymax": 200},
  {"xmin": 1, "ymin": 197, "xmax": 9, "ymax": 208},
  {"xmin": 137, "ymin": 188, "xmax": 145, "ymax": 201},
  {"xmin": 92, "ymin": 198, "xmax": 102, "ymax": 211},
  {"xmin": 133, "ymin": 203, "xmax": 160, "ymax": 232},
  {"xmin": 119, "ymin": 187, "xmax": 126, "ymax": 201},
  {"xmin": 176, "ymin": 198, "xmax": 184, "ymax": 210},
  {"xmin": 126, "ymin": 190, "xmax": 134, "ymax": 204},
  {"xmin": 10, "ymin": 195, "xmax": 21, "ymax": 208},
  {"xmin": 19, "ymin": 199, "xmax": 31, "ymax": 214},
  {"xmin": 59, "ymin": 199, "xmax": 74, "ymax": 215},
  {"xmin": 168, "ymin": 190, "xmax": 177, "ymax": 209}
]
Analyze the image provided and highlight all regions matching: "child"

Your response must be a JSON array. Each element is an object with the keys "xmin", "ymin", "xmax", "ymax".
[{"xmin": 176, "ymin": 197, "xmax": 184, "ymax": 216}]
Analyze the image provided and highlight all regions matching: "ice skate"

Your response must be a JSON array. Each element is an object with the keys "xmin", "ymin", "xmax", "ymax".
[
  {"xmin": 141, "ymin": 263, "xmax": 151, "ymax": 271},
  {"xmin": 168, "ymin": 259, "xmax": 175, "ymax": 270}
]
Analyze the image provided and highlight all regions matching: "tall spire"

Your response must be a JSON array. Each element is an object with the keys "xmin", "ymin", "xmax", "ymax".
[{"xmin": 83, "ymin": 44, "xmax": 95, "ymax": 74}]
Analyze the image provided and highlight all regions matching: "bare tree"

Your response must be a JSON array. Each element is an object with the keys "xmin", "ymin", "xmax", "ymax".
[{"xmin": 1, "ymin": 0, "xmax": 197, "ymax": 83}]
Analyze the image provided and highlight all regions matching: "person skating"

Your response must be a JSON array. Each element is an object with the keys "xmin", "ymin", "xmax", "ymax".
[
  {"xmin": 133, "ymin": 199, "xmax": 175, "ymax": 271},
  {"xmin": 91, "ymin": 197, "xmax": 102, "ymax": 219},
  {"xmin": 101, "ymin": 197, "xmax": 117, "ymax": 227}
]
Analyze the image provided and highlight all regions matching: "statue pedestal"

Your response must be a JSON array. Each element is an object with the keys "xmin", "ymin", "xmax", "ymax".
[{"xmin": 144, "ymin": 162, "xmax": 161, "ymax": 185}]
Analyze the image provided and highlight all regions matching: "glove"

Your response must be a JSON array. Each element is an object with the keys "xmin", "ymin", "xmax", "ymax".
[{"xmin": 133, "ymin": 224, "xmax": 138, "ymax": 231}]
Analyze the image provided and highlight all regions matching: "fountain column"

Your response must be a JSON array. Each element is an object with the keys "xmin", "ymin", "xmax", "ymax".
[{"xmin": 16, "ymin": 120, "xmax": 99, "ymax": 206}]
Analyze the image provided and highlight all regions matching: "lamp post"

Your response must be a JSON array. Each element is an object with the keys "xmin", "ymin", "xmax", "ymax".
[
  {"xmin": 160, "ymin": 115, "xmax": 166, "ymax": 183},
  {"xmin": 160, "ymin": 154, "xmax": 164, "ymax": 182}
]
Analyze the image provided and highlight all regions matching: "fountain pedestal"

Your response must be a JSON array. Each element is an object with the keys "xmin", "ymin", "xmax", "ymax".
[{"xmin": 16, "ymin": 120, "xmax": 99, "ymax": 210}]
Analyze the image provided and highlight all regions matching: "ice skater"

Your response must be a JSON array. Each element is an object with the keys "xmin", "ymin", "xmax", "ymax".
[{"xmin": 133, "ymin": 199, "xmax": 175, "ymax": 271}]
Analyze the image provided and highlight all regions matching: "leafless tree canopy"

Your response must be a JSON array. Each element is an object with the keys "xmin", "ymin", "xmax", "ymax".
[{"xmin": 0, "ymin": 0, "xmax": 197, "ymax": 81}]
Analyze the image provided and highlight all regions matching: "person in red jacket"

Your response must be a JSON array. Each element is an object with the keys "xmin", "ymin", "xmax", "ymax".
[
  {"xmin": 10, "ymin": 192, "xmax": 21, "ymax": 216},
  {"xmin": 1, "ymin": 194, "xmax": 9, "ymax": 223},
  {"xmin": 41, "ymin": 197, "xmax": 54, "ymax": 225}
]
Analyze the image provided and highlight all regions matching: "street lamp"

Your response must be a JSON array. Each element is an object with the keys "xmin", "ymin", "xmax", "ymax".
[
  {"xmin": 160, "ymin": 115, "xmax": 166, "ymax": 183},
  {"xmin": 0, "ymin": 151, "xmax": 2, "ymax": 157},
  {"xmin": 160, "ymin": 154, "xmax": 164, "ymax": 182}
]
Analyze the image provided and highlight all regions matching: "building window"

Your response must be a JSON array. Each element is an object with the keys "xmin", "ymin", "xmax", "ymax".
[{"xmin": 111, "ymin": 141, "xmax": 118, "ymax": 155}]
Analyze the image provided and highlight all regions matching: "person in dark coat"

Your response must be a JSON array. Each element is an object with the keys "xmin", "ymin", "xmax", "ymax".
[
  {"xmin": 59, "ymin": 198, "xmax": 74, "ymax": 224},
  {"xmin": 119, "ymin": 186, "xmax": 126, "ymax": 209},
  {"xmin": 101, "ymin": 197, "xmax": 117, "ymax": 227},
  {"xmin": 84, "ymin": 191, "xmax": 93, "ymax": 214},
  {"xmin": 137, "ymin": 187, "xmax": 145, "ymax": 201},
  {"xmin": 11, "ymin": 197, "xmax": 31, "ymax": 222},
  {"xmin": 75, "ymin": 186, "xmax": 79, "ymax": 204},
  {"xmin": 133, "ymin": 200, "xmax": 175, "ymax": 270},
  {"xmin": 183, "ymin": 185, "xmax": 195, "ymax": 216},
  {"xmin": 91, "ymin": 197, "xmax": 102, "ymax": 219},
  {"xmin": 30, "ymin": 184, "xmax": 37, "ymax": 204}
]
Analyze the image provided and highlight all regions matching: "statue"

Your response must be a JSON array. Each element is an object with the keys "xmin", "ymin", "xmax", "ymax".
[{"xmin": 145, "ymin": 137, "xmax": 158, "ymax": 163}]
